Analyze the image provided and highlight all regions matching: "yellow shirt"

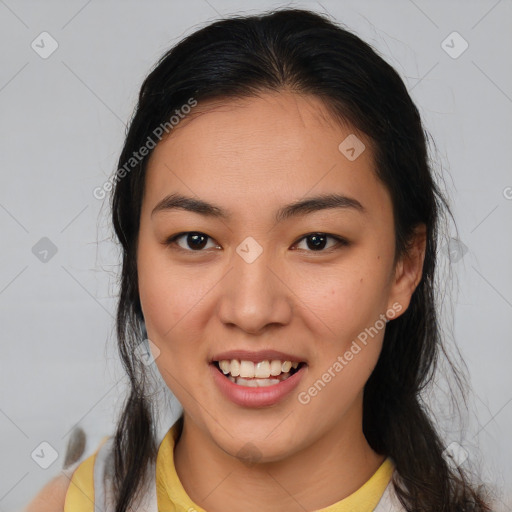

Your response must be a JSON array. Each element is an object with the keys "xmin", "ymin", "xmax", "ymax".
[{"xmin": 65, "ymin": 420, "xmax": 395, "ymax": 512}]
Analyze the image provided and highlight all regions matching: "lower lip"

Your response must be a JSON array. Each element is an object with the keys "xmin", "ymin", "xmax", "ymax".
[{"xmin": 209, "ymin": 363, "xmax": 306, "ymax": 408}]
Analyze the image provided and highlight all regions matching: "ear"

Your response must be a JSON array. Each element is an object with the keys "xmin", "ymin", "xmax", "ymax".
[{"xmin": 387, "ymin": 223, "xmax": 427, "ymax": 317}]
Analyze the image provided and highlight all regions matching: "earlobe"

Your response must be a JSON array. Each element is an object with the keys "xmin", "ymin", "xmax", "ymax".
[{"xmin": 387, "ymin": 224, "xmax": 427, "ymax": 315}]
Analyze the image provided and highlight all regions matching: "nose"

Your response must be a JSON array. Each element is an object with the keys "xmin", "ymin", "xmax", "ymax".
[{"xmin": 216, "ymin": 247, "xmax": 293, "ymax": 335}]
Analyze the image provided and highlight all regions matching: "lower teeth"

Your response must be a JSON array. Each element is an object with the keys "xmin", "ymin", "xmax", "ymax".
[{"xmin": 228, "ymin": 374, "xmax": 291, "ymax": 387}]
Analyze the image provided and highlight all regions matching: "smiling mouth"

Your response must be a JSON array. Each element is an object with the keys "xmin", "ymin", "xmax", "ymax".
[{"xmin": 212, "ymin": 359, "xmax": 307, "ymax": 387}]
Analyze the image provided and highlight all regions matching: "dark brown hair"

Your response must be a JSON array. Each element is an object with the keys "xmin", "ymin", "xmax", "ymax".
[{"xmin": 109, "ymin": 8, "xmax": 493, "ymax": 511}]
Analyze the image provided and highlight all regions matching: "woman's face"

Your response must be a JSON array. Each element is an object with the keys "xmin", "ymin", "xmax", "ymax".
[{"xmin": 137, "ymin": 91, "xmax": 421, "ymax": 462}]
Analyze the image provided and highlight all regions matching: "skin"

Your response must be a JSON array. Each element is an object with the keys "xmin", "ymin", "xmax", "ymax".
[
  {"xmin": 137, "ymin": 90, "xmax": 426, "ymax": 512},
  {"xmin": 23, "ymin": 473, "xmax": 69, "ymax": 511},
  {"xmin": 24, "ymin": 429, "xmax": 87, "ymax": 510}
]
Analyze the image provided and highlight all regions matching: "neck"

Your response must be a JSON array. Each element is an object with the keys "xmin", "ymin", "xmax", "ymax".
[{"xmin": 173, "ymin": 401, "xmax": 386, "ymax": 511}]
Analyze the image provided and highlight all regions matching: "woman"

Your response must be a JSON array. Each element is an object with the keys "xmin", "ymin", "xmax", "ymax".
[{"xmin": 26, "ymin": 7, "xmax": 493, "ymax": 512}]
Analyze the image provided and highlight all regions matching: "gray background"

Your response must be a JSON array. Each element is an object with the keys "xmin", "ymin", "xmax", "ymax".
[{"xmin": 0, "ymin": 0, "xmax": 511, "ymax": 510}]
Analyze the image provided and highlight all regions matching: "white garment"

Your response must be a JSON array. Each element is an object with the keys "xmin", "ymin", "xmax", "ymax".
[{"xmin": 373, "ymin": 480, "xmax": 407, "ymax": 512}]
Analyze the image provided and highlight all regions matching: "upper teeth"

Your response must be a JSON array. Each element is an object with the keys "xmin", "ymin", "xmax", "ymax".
[{"xmin": 217, "ymin": 359, "xmax": 300, "ymax": 378}]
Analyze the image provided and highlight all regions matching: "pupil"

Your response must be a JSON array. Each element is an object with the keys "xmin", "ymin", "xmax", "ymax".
[
  {"xmin": 188, "ymin": 232, "xmax": 207, "ymax": 250},
  {"xmin": 307, "ymin": 234, "xmax": 326, "ymax": 250}
]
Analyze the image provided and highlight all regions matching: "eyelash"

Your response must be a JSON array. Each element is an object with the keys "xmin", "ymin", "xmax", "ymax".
[{"xmin": 164, "ymin": 232, "xmax": 349, "ymax": 254}]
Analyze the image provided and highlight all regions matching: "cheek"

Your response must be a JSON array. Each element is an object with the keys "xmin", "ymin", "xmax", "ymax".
[
  {"xmin": 300, "ymin": 261, "xmax": 390, "ymax": 339},
  {"xmin": 299, "ymin": 274, "xmax": 387, "ymax": 414},
  {"xmin": 137, "ymin": 253, "xmax": 205, "ymax": 396},
  {"xmin": 138, "ymin": 243, "xmax": 210, "ymax": 335}
]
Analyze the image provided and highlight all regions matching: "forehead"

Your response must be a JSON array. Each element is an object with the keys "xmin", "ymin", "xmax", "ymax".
[{"xmin": 143, "ymin": 91, "xmax": 391, "ymax": 223}]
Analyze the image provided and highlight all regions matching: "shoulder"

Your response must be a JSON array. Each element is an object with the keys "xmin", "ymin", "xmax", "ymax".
[
  {"xmin": 24, "ymin": 430, "xmax": 109, "ymax": 512},
  {"xmin": 23, "ymin": 467, "xmax": 75, "ymax": 512},
  {"xmin": 24, "ymin": 450, "xmax": 100, "ymax": 512}
]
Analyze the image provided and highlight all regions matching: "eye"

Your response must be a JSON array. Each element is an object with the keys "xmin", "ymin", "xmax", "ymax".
[
  {"xmin": 164, "ymin": 231, "xmax": 349, "ymax": 253},
  {"xmin": 292, "ymin": 233, "xmax": 348, "ymax": 252},
  {"xmin": 165, "ymin": 231, "xmax": 220, "ymax": 252}
]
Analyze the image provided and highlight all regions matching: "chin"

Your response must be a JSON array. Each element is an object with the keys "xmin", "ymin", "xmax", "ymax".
[{"xmin": 208, "ymin": 423, "xmax": 304, "ymax": 465}]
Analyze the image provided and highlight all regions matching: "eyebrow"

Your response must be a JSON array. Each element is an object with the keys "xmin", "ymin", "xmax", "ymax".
[{"xmin": 151, "ymin": 192, "xmax": 366, "ymax": 222}]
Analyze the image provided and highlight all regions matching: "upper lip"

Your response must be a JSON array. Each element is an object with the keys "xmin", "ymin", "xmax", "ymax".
[{"xmin": 210, "ymin": 349, "xmax": 306, "ymax": 364}]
